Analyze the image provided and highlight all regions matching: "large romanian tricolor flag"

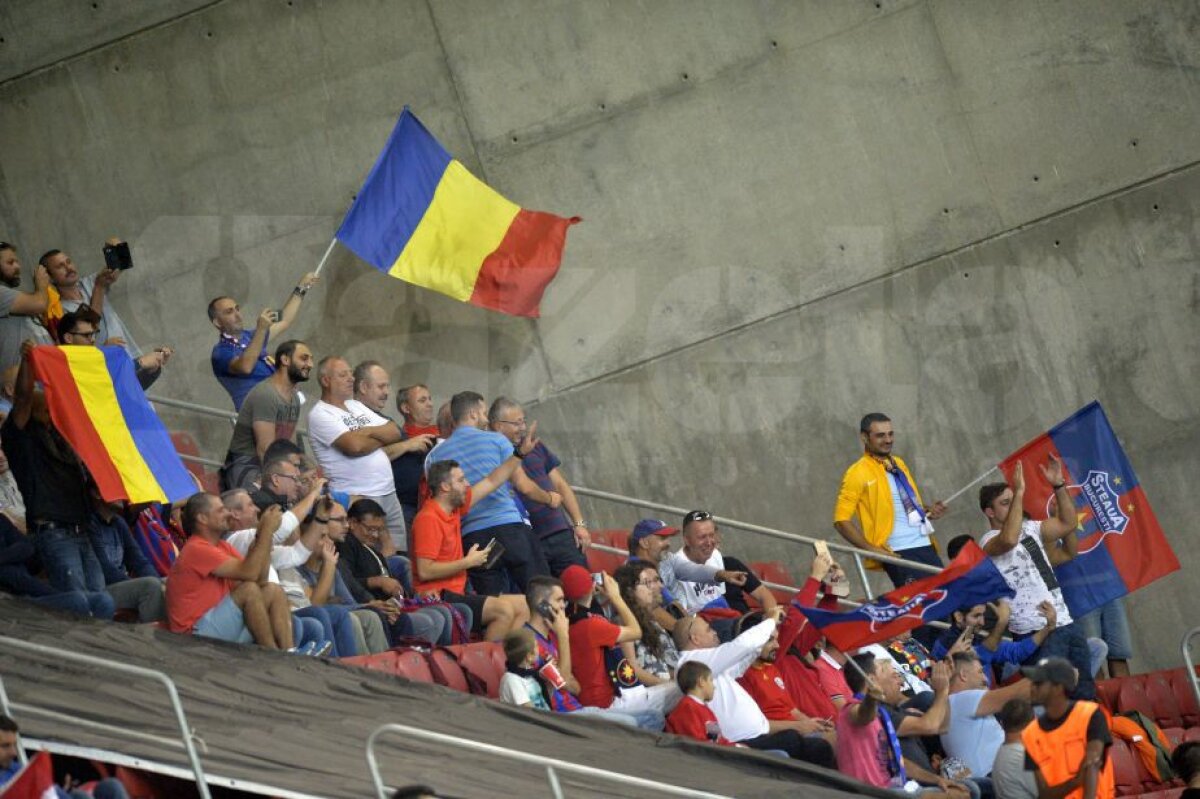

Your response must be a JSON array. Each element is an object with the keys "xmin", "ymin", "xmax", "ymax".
[
  {"xmin": 336, "ymin": 108, "xmax": 580, "ymax": 317},
  {"xmin": 998, "ymin": 402, "xmax": 1179, "ymax": 618},
  {"xmin": 29, "ymin": 345, "xmax": 195, "ymax": 504}
]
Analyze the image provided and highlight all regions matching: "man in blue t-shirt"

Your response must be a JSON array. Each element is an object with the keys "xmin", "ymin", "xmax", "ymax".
[
  {"xmin": 488, "ymin": 397, "xmax": 587, "ymax": 576},
  {"xmin": 425, "ymin": 391, "xmax": 550, "ymax": 595},
  {"xmin": 207, "ymin": 271, "xmax": 318, "ymax": 410}
]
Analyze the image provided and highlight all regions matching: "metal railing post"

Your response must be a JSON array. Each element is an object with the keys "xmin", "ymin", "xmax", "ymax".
[
  {"xmin": 852, "ymin": 553, "xmax": 875, "ymax": 601},
  {"xmin": 1182, "ymin": 626, "xmax": 1200, "ymax": 708},
  {"xmin": 367, "ymin": 723, "xmax": 731, "ymax": 799},
  {"xmin": 0, "ymin": 637, "xmax": 211, "ymax": 799}
]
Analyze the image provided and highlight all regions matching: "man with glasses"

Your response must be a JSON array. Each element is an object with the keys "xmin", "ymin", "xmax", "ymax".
[
  {"xmin": 488, "ymin": 396, "xmax": 586, "ymax": 576},
  {"xmin": 207, "ymin": 271, "xmax": 319, "ymax": 410},
  {"xmin": 425, "ymin": 391, "xmax": 550, "ymax": 595},
  {"xmin": 334, "ymin": 498, "xmax": 449, "ymax": 646},
  {"xmin": 834, "ymin": 412, "xmax": 948, "ymax": 587},
  {"xmin": 0, "ymin": 241, "xmax": 52, "ymax": 373},
  {"xmin": 57, "ymin": 306, "xmax": 173, "ymax": 389}
]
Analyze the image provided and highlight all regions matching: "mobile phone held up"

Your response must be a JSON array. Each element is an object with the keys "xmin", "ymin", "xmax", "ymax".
[{"xmin": 103, "ymin": 241, "xmax": 133, "ymax": 271}]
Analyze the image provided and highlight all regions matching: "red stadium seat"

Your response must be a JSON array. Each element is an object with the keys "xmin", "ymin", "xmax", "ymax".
[
  {"xmin": 589, "ymin": 530, "xmax": 627, "ymax": 549},
  {"xmin": 1185, "ymin": 727, "xmax": 1200, "ymax": 743},
  {"xmin": 1144, "ymin": 673, "xmax": 1184, "ymax": 729},
  {"xmin": 586, "ymin": 547, "xmax": 626, "ymax": 575},
  {"xmin": 341, "ymin": 650, "xmax": 398, "ymax": 673},
  {"xmin": 446, "ymin": 642, "xmax": 506, "ymax": 698},
  {"xmin": 1163, "ymin": 728, "xmax": 1186, "ymax": 748},
  {"xmin": 1168, "ymin": 670, "xmax": 1200, "ymax": 728},
  {"xmin": 392, "ymin": 649, "xmax": 436, "ymax": 684},
  {"xmin": 748, "ymin": 561, "xmax": 800, "ymax": 604},
  {"xmin": 170, "ymin": 431, "xmax": 220, "ymax": 493},
  {"xmin": 1098, "ymin": 678, "xmax": 1123, "ymax": 712},
  {"xmin": 427, "ymin": 648, "xmax": 470, "ymax": 693},
  {"xmin": 1112, "ymin": 739, "xmax": 1143, "ymax": 796},
  {"xmin": 1117, "ymin": 679, "xmax": 1157, "ymax": 719}
]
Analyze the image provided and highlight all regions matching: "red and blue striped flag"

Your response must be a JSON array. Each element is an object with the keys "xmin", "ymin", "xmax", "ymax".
[
  {"xmin": 798, "ymin": 542, "xmax": 1013, "ymax": 651},
  {"xmin": 999, "ymin": 401, "xmax": 1179, "ymax": 619}
]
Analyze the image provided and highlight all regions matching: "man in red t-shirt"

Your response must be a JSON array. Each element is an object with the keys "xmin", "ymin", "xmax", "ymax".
[
  {"xmin": 735, "ymin": 611, "xmax": 835, "ymax": 738},
  {"xmin": 410, "ymin": 439, "xmax": 537, "ymax": 641},
  {"xmin": 165, "ymin": 493, "xmax": 294, "ymax": 648},
  {"xmin": 561, "ymin": 565, "xmax": 681, "ymax": 730}
]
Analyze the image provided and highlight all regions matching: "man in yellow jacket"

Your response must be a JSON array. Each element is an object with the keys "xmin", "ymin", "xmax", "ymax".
[{"xmin": 833, "ymin": 413, "xmax": 947, "ymax": 587}]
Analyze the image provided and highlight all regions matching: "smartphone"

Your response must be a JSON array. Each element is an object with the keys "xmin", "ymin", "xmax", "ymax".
[
  {"xmin": 483, "ymin": 540, "xmax": 506, "ymax": 570},
  {"xmin": 536, "ymin": 599, "xmax": 555, "ymax": 621},
  {"xmin": 814, "ymin": 540, "xmax": 830, "ymax": 559},
  {"xmin": 591, "ymin": 572, "xmax": 605, "ymax": 590},
  {"xmin": 320, "ymin": 482, "xmax": 330, "ymax": 497},
  {"xmin": 102, "ymin": 241, "xmax": 133, "ymax": 271}
]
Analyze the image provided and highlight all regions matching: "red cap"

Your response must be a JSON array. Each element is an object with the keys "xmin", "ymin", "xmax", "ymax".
[{"xmin": 560, "ymin": 565, "xmax": 594, "ymax": 603}]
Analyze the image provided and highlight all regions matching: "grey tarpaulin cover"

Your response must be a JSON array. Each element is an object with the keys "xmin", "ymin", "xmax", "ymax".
[{"xmin": 0, "ymin": 597, "xmax": 890, "ymax": 798}]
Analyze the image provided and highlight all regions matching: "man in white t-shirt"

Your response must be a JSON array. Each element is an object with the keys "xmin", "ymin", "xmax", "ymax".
[
  {"xmin": 978, "ymin": 458, "xmax": 1096, "ymax": 700},
  {"xmin": 306, "ymin": 356, "xmax": 407, "ymax": 549}
]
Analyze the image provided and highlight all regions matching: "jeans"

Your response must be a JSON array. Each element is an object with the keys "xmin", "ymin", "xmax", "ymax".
[
  {"xmin": 30, "ymin": 590, "xmax": 114, "ymax": 619},
  {"xmin": 882, "ymin": 544, "xmax": 943, "ymax": 588},
  {"xmin": 538, "ymin": 529, "xmax": 587, "ymax": 576},
  {"xmin": 463, "ymin": 523, "xmax": 550, "ymax": 596},
  {"xmin": 387, "ymin": 555, "xmax": 413, "ymax": 596},
  {"xmin": 295, "ymin": 605, "xmax": 360, "ymax": 657},
  {"xmin": 35, "ymin": 525, "xmax": 106, "ymax": 593},
  {"xmin": 293, "ymin": 615, "xmax": 327, "ymax": 650},
  {"xmin": 1022, "ymin": 623, "xmax": 1096, "ymax": 700}
]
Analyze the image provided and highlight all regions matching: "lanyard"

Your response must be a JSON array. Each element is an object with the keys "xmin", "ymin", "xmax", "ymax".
[
  {"xmin": 886, "ymin": 460, "xmax": 926, "ymax": 526},
  {"xmin": 855, "ymin": 694, "xmax": 908, "ymax": 786}
]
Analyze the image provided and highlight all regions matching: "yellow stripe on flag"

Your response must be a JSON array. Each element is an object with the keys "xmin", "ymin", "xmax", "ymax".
[
  {"xmin": 388, "ymin": 160, "xmax": 520, "ymax": 300},
  {"xmin": 61, "ymin": 347, "xmax": 165, "ymax": 503}
]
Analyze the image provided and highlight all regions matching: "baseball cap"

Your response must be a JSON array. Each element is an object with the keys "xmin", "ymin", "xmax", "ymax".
[
  {"xmin": 1020, "ymin": 657, "xmax": 1078, "ymax": 690},
  {"xmin": 560, "ymin": 565, "xmax": 594, "ymax": 603},
  {"xmin": 629, "ymin": 519, "xmax": 679, "ymax": 551}
]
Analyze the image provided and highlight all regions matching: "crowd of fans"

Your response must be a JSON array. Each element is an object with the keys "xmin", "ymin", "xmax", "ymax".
[{"xmin": 0, "ymin": 239, "xmax": 1161, "ymax": 799}]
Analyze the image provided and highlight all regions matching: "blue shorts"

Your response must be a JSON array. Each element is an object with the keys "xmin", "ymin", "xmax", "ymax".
[{"xmin": 194, "ymin": 594, "xmax": 253, "ymax": 644}]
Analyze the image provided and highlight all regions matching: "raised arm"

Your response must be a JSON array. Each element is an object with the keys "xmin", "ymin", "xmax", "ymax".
[
  {"xmin": 983, "ymin": 462, "xmax": 1024, "ymax": 556},
  {"xmin": 601, "ymin": 573, "xmax": 641, "ymax": 643},
  {"xmin": 1037, "ymin": 455, "xmax": 1078, "ymax": 541},
  {"xmin": 470, "ymin": 422, "xmax": 540, "ymax": 502},
  {"xmin": 7, "ymin": 265, "xmax": 50, "ymax": 316},
  {"xmin": 896, "ymin": 660, "xmax": 951, "ymax": 736},
  {"xmin": 226, "ymin": 309, "xmax": 274, "ymax": 376},
  {"xmin": 270, "ymin": 272, "xmax": 319, "ymax": 337},
  {"xmin": 213, "ymin": 506, "xmax": 283, "ymax": 582}
]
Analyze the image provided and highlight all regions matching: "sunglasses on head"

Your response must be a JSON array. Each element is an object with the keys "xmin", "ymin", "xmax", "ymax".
[{"xmin": 683, "ymin": 510, "xmax": 713, "ymax": 525}]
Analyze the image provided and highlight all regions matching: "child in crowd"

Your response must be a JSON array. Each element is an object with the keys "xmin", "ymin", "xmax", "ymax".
[
  {"xmin": 499, "ymin": 629, "xmax": 550, "ymax": 711},
  {"xmin": 665, "ymin": 661, "xmax": 732, "ymax": 745}
]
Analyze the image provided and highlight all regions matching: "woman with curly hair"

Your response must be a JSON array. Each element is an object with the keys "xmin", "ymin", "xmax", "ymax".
[{"xmin": 613, "ymin": 561, "xmax": 679, "ymax": 686}]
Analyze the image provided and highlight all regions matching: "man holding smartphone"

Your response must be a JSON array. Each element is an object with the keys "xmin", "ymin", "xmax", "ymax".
[
  {"xmin": 410, "ymin": 438, "xmax": 543, "ymax": 641},
  {"xmin": 207, "ymin": 270, "xmax": 319, "ymax": 410}
]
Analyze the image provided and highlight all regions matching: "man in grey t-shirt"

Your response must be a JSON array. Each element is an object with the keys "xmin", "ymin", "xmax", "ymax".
[
  {"xmin": 0, "ymin": 242, "xmax": 52, "ymax": 373},
  {"xmin": 222, "ymin": 340, "xmax": 313, "ymax": 490}
]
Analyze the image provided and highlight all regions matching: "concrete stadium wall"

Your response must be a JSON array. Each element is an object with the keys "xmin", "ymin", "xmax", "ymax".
[{"xmin": 0, "ymin": 0, "xmax": 1197, "ymax": 668}]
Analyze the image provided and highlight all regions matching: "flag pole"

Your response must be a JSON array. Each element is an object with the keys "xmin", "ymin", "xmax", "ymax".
[
  {"xmin": 313, "ymin": 238, "xmax": 338, "ymax": 278},
  {"xmin": 942, "ymin": 465, "xmax": 1000, "ymax": 506}
]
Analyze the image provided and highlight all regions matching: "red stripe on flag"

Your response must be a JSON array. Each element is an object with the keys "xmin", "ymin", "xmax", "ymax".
[
  {"xmin": 1095, "ymin": 485, "xmax": 1179, "ymax": 591},
  {"xmin": 29, "ymin": 346, "xmax": 128, "ymax": 501},
  {"xmin": 999, "ymin": 434, "xmax": 1070, "ymax": 521},
  {"xmin": 469, "ymin": 210, "xmax": 580, "ymax": 317}
]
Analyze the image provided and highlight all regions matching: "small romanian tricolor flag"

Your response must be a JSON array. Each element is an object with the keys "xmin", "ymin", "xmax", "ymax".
[
  {"xmin": 30, "ymin": 345, "xmax": 195, "ymax": 504},
  {"xmin": 336, "ymin": 108, "xmax": 580, "ymax": 317}
]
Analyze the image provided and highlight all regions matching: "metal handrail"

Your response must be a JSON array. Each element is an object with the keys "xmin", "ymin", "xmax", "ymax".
[
  {"xmin": 148, "ymin": 394, "xmax": 237, "ymax": 423},
  {"xmin": 0, "ymin": 636, "xmax": 212, "ymax": 799},
  {"xmin": 366, "ymin": 722, "xmax": 732, "ymax": 799},
  {"xmin": 1182, "ymin": 626, "xmax": 1200, "ymax": 708},
  {"xmin": 573, "ymin": 485, "xmax": 941, "ymax": 601}
]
